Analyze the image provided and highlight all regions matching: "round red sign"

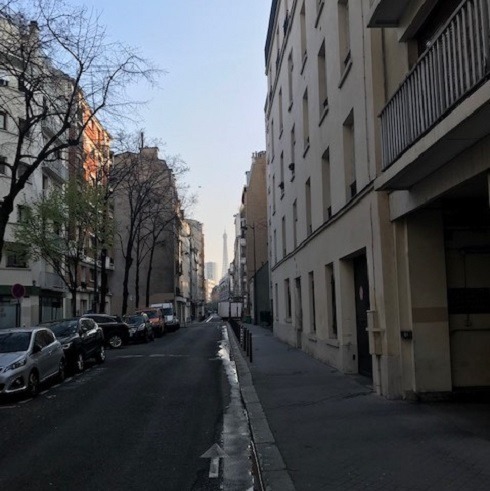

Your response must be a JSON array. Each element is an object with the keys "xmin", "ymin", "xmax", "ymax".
[{"xmin": 11, "ymin": 283, "xmax": 26, "ymax": 299}]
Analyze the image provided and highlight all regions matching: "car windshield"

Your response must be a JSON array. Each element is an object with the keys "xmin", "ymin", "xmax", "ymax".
[
  {"xmin": 48, "ymin": 320, "xmax": 79, "ymax": 337},
  {"xmin": 0, "ymin": 331, "xmax": 32, "ymax": 353},
  {"xmin": 162, "ymin": 308, "xmax": 173, "ymax": 315},
  {"xmin": 141, "ymin": 311, "xmax": 157, "ymax": 319},
  {"xmin": 124, "ymin": 315, "xmax": 144, "ymax": 324}
]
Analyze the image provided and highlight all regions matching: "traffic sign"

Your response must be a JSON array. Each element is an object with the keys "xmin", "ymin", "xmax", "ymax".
[{"xmin": 11, "ymin": 283, "xmax": 25, "ymax": 299}]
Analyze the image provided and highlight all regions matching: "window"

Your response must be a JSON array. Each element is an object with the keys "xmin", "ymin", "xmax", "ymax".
[
  {"xmin": 295, "ymin": 277, "xmax": 303, "ymax": 330},
  {"xmin": 0, "ymin": 111, "xmax": 6, "ymax": 130},
  {"xmin": 287, "ymin": 50, "xmax": 294, "ymax": 108},
  {"xmin": 290, "ymin": 126, "xmax": 296, "ymax": 180},
  {"xmin": 278, "ymin": 89, "xmax": 284, "ymax": 135},
  {"xmin": 300, "ymin": 3, "xmax": 307, "ymax": 68},
  {"xmin": 326, "ymin": 264, "xmax": 338, "ymax": 338},
  {"xmin": 17, "ymin": 162, "xmax": 29, "ymax": 180},
  {"xmin": 272, "ymin": 174, "xmax": 276, "ymax": 214},
  {"xmin": 0, "ymin": 155, "xmax": 6, "ymax": 175},
  {"xmin": 317, "ymin": 41, "xmax": 328, "ymax": 117},
  {"xmin": 321, "ymin": 149, "xmax": 331, "ymax": 221},
  {"xmin": 6, "ymin": 250, "xmax": 28, "ymax": 268},
  {"xmin": 309, "ymin": 271, "xmax": 316, "ymax": 333},
  {"xmin": 271, "ymin": 119, "xmax": 275, "ymax": 160},
  {"xmin": 293, "ymin": 200, "xmax": 298, "ymax": 248},
  {"xmin": 302, "ymin": 89, "xmax": 310, "ymax": 152},
  {"xmin": 34, "ymin": 332, "xmax": 48, "ymax": 349},
  {"xmin": 18, "ymin": 118, "xmax": 30, "ymax": 136},
  {"xmin": 281, "ymin": 216, "xmax": 286, "ymax": 258},
  {"xmin": 285, "ymin": 278, "xmax": 292, "ymax": 320},
  {"xmin": 17, "ymin": 205, "xmax": 28, "ymax": 222},
  {"xmin": 274, "ymin": 283, "xmax": 279, "ymax": 320},
  {"xmin": 273, "ymin": 229, "xmax": 277, "ymax": 264},
  {"xmin": 305, "ymin": 178, "xmax": 312, "ymax": 235},
  {"xmin": 343, "ymin": 110, "xmax": 356, "ymax": 199},
  {"xmin": 338, "ymin": 0, "xmax": 351, "ymax": 70},
  {"xmin": 279, "ymin": 152, "xmax": 285, "ymax": 197}
]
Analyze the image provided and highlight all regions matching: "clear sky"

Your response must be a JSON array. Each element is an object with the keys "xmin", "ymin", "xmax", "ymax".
[{"xmin": 69, "ymin": 0, "xmax": 271, "ymax": 274}]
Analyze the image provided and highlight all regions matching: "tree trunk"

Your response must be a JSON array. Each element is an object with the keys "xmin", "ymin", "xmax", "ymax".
[
  {"xmin": 100, "ymin": 247, "xmax": 108, "ymax": 313},
  {"xmin": 70, "ymin": 287, "xmax": 78, "ymax": 317},
  {"xmin": 135, "ymin": 239, "xmax": 141, "ymax": 309},
  {"xmin": 145, "ymin": 243, "xmax": 156, "ymax": 308},
  {"xmin": 0, "ymin": 198, "xmax": 15, "ymax": 263}
]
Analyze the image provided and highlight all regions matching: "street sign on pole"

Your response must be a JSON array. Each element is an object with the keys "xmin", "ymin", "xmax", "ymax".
[{"xmin": 11, "ymin": 283, "xmax": 25, "ymax": 299}]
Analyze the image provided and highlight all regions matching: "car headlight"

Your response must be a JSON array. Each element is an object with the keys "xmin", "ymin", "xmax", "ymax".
[
  {"xmin": 137, "ymin": 323, "xmax": 146, "ymax": 331},
  {"xmin": 6, "ymin": 358, "xmax": 27, "ymax": 371},
  {"xmin": 62, "ymin": 342, "xmax": 73, "ymax": 349}
]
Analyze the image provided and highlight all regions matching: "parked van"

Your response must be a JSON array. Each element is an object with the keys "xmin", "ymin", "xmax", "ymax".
[{"xmin": 150, "ymin": 303, "xmax": 180, "ymax": 331}]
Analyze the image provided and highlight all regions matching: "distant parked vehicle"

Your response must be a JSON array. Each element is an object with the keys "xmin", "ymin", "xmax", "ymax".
[
  {"xmin": 135, "ymin": 308, "xmax": 165, "ymax": 337},
  {"xmin": 150, "ymin": 303, "xmax": 180, "ymax": 331},
  {"xmin": 124, "ymin": 313, "xmax": 154, "ymax": 343},
  {"xmin": 0, "ymin": 327, "xmax": 65, "ymax": 397},
  {"xmin": 83, "ymin": 314, "xmax": 130, "ymax": 349},
  {"xmin": 46, "ymin": 318, "xmax": 105, "ymax": 373}
]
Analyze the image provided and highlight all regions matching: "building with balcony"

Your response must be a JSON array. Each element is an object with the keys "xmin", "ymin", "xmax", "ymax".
[
  {"xmin": 0, "ymin": 17, "xmax": 68, "ymax": 326},
  {"xmin": 369, "ymin": 0, "xmax": 490, "ymax": 394},
  {"xmin": 266, "ymin": 0, "xmax": 490, "ymax": 399}
]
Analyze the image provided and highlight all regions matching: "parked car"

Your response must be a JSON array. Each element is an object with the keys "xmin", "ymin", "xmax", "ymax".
[
  {"xmin": 0, "ymin": 327, "xmax": 65, "ymax": 397},
  {"xmin": 123, "ymin": 313, "xmax": 154, "ymax": 343},
  {"xmin": 46, "ymin": 318, "xmax": 105, "ymax": 372},
  {"xmin": 83, "ymin": 314, "xmax": 130, "ymax": 349},
  {"xmin": 135, "ymin": 308, "xmax": 165, "ymax": 337}
]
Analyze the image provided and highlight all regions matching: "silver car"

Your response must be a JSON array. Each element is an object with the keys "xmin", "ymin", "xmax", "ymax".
[{"xmin": 0, "ymin": 327, "xmax": 65, "ymax": 397}]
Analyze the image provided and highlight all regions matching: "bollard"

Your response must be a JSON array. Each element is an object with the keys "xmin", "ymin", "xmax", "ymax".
[{"xmin": 249, "ymin": 331, "xmax": 253, "ymax": 363}]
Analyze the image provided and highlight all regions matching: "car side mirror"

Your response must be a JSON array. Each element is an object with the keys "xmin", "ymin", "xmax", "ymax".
[{"xmin": 32, "ymin": 344, "xmax": 42, "ymax": 354}]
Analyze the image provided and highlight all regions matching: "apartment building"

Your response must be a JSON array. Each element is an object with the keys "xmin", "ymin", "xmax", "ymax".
[
  {"xmin": 186, "ymin": 218, "xmax": 206, "ymax": 320},
  {"xmin": 69, "ymin": 102, "xmax": 114, "ymax": 315},
  {"xmin": 369, "ymin": 0, "xmax": 490, "ymax": 394},
  {"xmin": 111, "ymin": 147, "xmax": 180, "ymax": 316},
  {"xmin": 266, "ymin": 0, "xmax": 490, "ymax": 398},
  {"xmin": 241, "ymin": 151, "xmax": 269, "ymax": 323},
  {"xmin": 0, "ymin": 18, "xmax": 69, "ymax": 326}
]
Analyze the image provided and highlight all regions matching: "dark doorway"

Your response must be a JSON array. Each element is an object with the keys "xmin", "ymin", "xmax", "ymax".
[{"xmin": 354, "ymin": 255, "xmax": 372, "ymax": 377}]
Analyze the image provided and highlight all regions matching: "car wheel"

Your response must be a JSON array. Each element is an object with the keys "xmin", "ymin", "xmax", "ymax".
[
  {"xmin": 57, "ymin": 359, "xmax": 66, "ymax": 383},
  {"xmin": 28, "ymin": 371, "xmax": 40, "ymax": 397},
  {"xmin": 108, "ymin": 334, "xmax": 123, "ymax": 349},
  {"xmin": 75, "ymin": 352, "xmax": 85, "ymax": 373},
  {"xmin": 95, "ymin": 345, "xmax": 105, "ymax": 364}
]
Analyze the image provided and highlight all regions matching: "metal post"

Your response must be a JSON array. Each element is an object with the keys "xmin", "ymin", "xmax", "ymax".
[{"xmin": 249, "ymin": 331, "xmax": 253, "ymax": 363}]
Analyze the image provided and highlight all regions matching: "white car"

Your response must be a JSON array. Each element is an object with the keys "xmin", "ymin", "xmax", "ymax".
[{"xmin": 0, "ymin": 327, "xmax": 65, "ymax": 397}]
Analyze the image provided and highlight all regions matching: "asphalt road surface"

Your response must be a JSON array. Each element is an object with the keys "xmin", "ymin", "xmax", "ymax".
[{"xmin": 0, "ymin": 320, "xmax": 244, "ymax": 491}]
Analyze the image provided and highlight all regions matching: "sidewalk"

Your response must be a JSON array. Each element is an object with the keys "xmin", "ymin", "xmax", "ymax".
[{"xmin": 227, "ymin": 323, "xmax": 490, "ymax": 491}]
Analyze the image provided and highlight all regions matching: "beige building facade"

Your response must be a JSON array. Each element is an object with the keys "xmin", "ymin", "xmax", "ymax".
[{"xmin": 265, "ymin": 0, "xmax": 490, "ymax": 398}]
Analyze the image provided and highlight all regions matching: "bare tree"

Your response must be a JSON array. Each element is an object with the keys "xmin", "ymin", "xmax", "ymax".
[
  {"xmin": 113, "ymin": 141, "xmax": 193, "ymax": 315},
  {"xmin": 0, "ymin": 0, "xmax": 156, "ymax": 262}
]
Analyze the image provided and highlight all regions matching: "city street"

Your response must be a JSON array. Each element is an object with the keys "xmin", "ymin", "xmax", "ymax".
[{"xmin": 0, "ymin": 320, "xmax": 251, "ymax": 491}]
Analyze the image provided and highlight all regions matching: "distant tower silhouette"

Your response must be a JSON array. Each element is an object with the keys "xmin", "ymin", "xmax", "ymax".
[{"xmin": 221, "ymin": 229, "xmax": 229, "ymax": 279}]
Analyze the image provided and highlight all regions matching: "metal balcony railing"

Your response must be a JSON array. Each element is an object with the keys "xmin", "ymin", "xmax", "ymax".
[{"xmin": 380, "ymin": 0, "xmax": 490, "ymax": 170}]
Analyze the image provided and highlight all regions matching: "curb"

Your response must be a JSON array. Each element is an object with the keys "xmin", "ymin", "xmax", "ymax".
[{"xmin": 226, "ymin": 324, "xmax": 296, "ymax": 491}]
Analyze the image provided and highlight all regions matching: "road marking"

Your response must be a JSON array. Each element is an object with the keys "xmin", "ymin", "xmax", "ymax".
[
  {"xmin": 0, "ymin": 405, "xmax": 18, "ymax": 409},
  {"xmin": 115, "ymin": 354, "xmax": 145, "ymax": 359},
  {"xmin": 201, "ymin": 443, "xmax": 226, "ymax": 479}
]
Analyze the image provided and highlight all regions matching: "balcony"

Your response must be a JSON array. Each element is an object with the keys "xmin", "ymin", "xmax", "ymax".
[
  {"xmin": 378, "ymin": 0, "xmax": 490, "ymax": 190},
  {"xmin": 39, "ymin": 271, "xmax": 66, "ymax": 291},
  {"xmin": 42, "ymin": 159, "xmax": 68, "ymax": 181},
  {"xmin": 368, "ymin": 0, "xmax": 411, "ymax": 27}
]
